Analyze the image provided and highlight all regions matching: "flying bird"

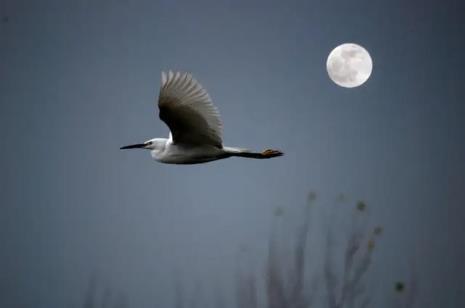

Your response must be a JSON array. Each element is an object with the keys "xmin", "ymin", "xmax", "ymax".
[{"xmin": 121, "ymin": 71, "xmax": 283, "ymax": 164}]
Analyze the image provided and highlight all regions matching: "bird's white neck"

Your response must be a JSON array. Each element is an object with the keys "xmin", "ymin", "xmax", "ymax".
[{"xmin": 148, "ymin": 138, "xmax": 168, "ymax": 160}]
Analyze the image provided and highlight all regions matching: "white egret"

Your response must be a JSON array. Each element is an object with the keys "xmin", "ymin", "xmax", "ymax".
[{"xmin": 121, "ymin": 71, "xmax": 283, "ymax": 164}]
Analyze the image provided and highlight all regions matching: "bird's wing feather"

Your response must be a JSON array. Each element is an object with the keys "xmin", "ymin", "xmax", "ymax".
[{"xmin": 158, "ymin": 71, "xmax": 223, "ymax": 147}]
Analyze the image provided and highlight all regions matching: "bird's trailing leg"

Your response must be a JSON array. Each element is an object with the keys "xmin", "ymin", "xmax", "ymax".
[{"xmin": 223, "ymin": 147, "xmax": 283, "ymax": 159}]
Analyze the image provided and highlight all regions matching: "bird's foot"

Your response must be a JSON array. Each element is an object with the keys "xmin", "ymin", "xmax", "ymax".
[{"xmin": 261, "ymin": 149, "xmax": 284, "ymax": 158}]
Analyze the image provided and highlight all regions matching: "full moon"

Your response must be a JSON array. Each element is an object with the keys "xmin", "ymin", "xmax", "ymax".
[{"xmin": 326, "ymin": 43, "xmax": 373, "ymax": 88}]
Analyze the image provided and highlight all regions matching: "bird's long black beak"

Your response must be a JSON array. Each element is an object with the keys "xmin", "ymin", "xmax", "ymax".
[{"xmin": 120, "ymin": 143, "xmax": 146, "ymax": 150}]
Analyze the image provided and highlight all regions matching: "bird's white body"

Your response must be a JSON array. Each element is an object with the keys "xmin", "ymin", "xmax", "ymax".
[
  {"xmin": 148, "ymin": 138, "xmax": 228, "ymax": 164},
  {"xmin": 121, "ymin": 71, "xmax": 282, "ymax": 164}
]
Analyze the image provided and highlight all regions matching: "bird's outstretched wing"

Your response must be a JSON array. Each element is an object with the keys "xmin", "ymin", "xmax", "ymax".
[{"xmin": 158, "ymin": 71, "xmax": 223, "ymax": 147}]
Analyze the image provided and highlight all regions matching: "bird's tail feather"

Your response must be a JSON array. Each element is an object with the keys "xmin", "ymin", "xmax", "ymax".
[{"xmin": 223, "ymin": 147, "xmax": 283, "ymax": 159}]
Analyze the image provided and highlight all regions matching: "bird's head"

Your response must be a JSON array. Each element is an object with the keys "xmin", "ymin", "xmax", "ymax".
[{"xmin": 120, "ymin": 138, "xmax": 163, "ymax": 151}]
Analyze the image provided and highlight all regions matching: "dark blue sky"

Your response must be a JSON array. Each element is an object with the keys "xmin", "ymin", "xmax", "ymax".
[{"xmin": 1, "ymin": 0, "xmax": 464, "ymax": 307}]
